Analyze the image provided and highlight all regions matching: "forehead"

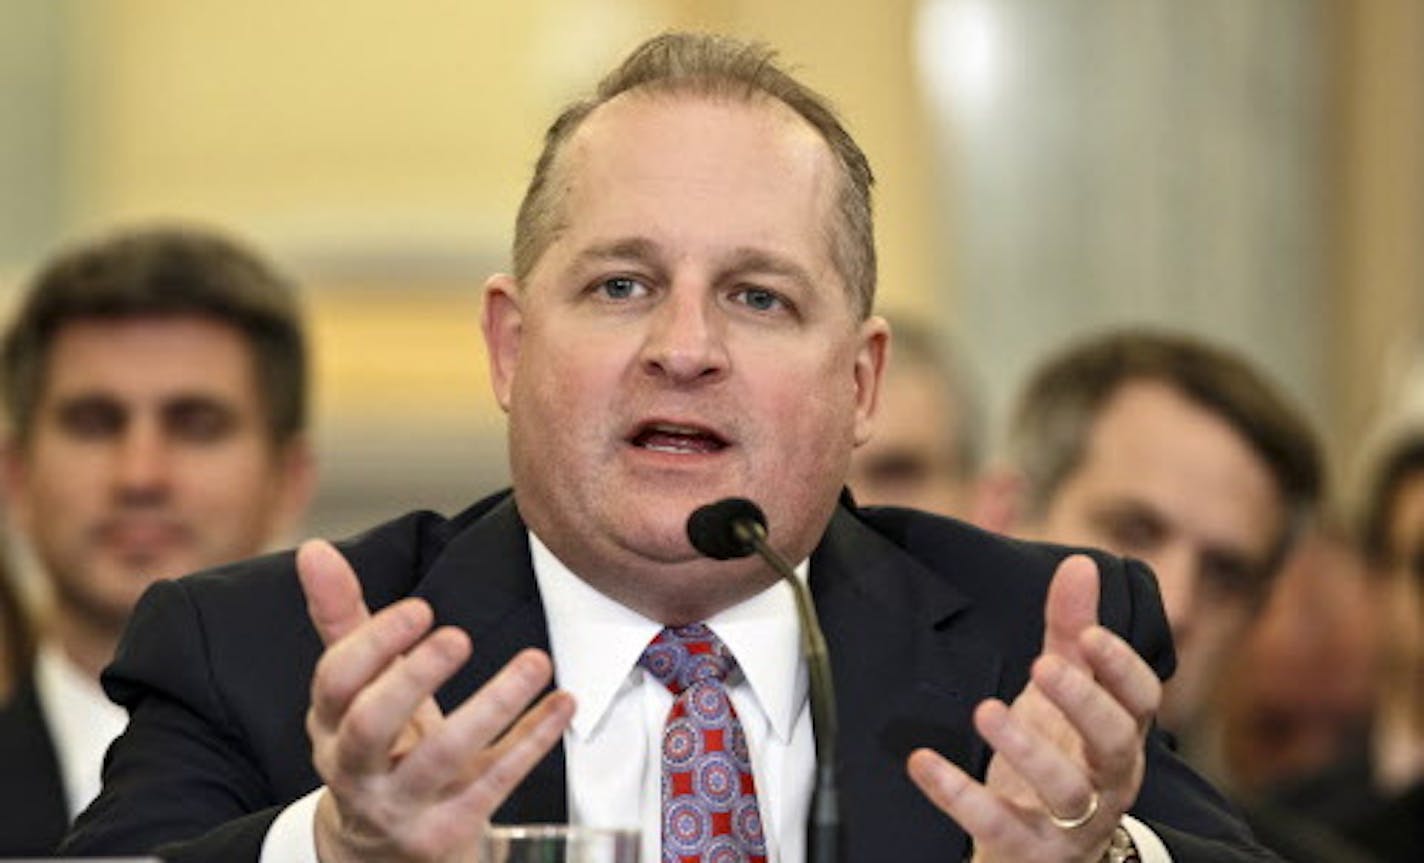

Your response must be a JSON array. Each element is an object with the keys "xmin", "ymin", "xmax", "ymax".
[
  {"xmin": 39, "ymin": 316, "xmax": 260, "ymax": 405},
  {"xmin": 540, "ymin": 91, "xmax": 842, "ymax": 278},
  {"xmin": 1067, "ymin": 380, "xmax": 1284, "ymax": 549}
]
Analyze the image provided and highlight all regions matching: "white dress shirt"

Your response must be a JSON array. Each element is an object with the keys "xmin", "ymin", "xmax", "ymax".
[
  {"xmin": 33, "ymin": 642, "xmax": 131, "ymax": 820},
  {"xmin": 263, "ymin": 531, "xmax": 1171, "ymax": 862},
  {"xmin": 531, "ymin": 533, "xmax": 813, "ymax": 863}
]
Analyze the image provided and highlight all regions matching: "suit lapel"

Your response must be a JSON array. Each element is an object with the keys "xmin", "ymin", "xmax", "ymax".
[
  {"xmin": 812, "ymin": 507, "xmax": 1003, "ymax": 861},
  {"xmin": 0, "ymin": 679, "xmax": 71, "ymax": 854},
  {"xmin": 411, "ymin": 496, "xmax": 568, "ymax": 825}
]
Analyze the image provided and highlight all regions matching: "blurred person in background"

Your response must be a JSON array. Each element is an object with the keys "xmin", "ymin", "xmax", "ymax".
[
  {"xmin": 1360, "ymin": 427, "xmax": 1424, "ymax": 801},
  {"xmin": 987, "ymin": 329, "xmax": 1321, "ymax": 742},
  {"xmin": 847, "ymin": 315, "xmax": 983, "ymax": 519},
  {"xmin": 0, "ymin": 226, "xmax": 315, "ymax": 856},
  {"xmin": 1216, "ymin": 520, "xmax": 1382, "ymax": 794},
  {"xmin": 1278, "ymin": 427, "xmax": 1424, "ymax": 861},
  {"xmin": 981, "ymin": 329, "xmax": 1371, "ymax": 861}
]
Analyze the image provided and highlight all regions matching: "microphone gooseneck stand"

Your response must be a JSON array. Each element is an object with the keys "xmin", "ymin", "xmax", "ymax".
[{"xmin": 686, "ymin": 498, "xmax": 841, "ymax": 863}]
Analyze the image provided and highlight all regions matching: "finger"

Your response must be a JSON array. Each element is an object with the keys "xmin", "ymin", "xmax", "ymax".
[
  {"xmin": 310, "ymin": 597, "xmax": 435, "ymax": 729},
  {"xmin": 330, "ymin": 626, "xmax": 473, "ymax": 777},
  {"xmin": 1080, "ymin": 626, "xmax": 1162, "ymax": 725},
  {"xmin": 906, "ymin": 748, "xmax": 1033, "ymax": 851},
  {"xmin": 1031, "ymin": 653, "xmax": 1139, "ymax": 785},
  {"xmin": 298, "ymin": 539, "xmax": 370, "ymax": 646},
  {"xmin": 972, "ymin": 697, "xmax": 1096, "ymax": 824},
  {"xmin": 394, "ymin": 648, "xmax": 559, "ymax": 795},
  {"xmin": 1043, "ymin": 554, "xmax": 1100, "ymax": 663},
  {"xmin": 434, "ymin": 689, "xmax": 576, "ymax": 831}
]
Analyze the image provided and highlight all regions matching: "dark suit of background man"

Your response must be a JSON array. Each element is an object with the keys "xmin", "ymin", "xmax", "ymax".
[
  {"xmin": 0, "ymin": 227, "xmax": 315, "ymax": 856},
  {"xmin": 65, "ymin": 33, "xmax": 1279, "ymax": 863}
]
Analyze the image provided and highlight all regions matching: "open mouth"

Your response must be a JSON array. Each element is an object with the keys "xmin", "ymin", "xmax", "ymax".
[{"xmin": 628, "ymin": 421, "xmax": 729, "ymax": 455}]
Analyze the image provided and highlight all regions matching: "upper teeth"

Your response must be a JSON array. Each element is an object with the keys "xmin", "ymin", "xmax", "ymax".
[{"xmin": 650, "ymin": 424, "xmax": 704, "ymax": 435}]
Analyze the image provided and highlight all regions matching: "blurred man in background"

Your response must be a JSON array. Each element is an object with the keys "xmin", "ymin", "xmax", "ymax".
[
  {"xmin": 1216, "ymin": 521, "xmax": 1381, "ymax": 794},
  {"xmin": 1360, "ymin": 427, "xmax": 1424, "ymax": 802},
  {"xmin": 984, "ymin": 330, "xmax": 1379, "ymax": 861},
  {"xmin": 0, "ymin": 226, "xmax": 315, "ymax": 855},
  {"xmin": 1276, "ymin": 427, "xmax": 1424, "ymax": 861},
  {"xmin": 847, "ymin": 315, "xmax": 982, "ymax": 519},
  {"xmin": 989, "ymin": 329, "xmax": 1321, "ymax": 741}
]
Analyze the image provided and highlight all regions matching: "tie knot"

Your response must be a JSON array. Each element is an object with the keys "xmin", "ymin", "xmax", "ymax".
[{"xmin": 639, "ymin": 624, "xmax": 738, "ymax": 695}]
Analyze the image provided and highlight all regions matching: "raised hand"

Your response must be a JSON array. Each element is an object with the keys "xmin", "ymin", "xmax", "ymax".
[
  {"xmin": 297, "ymin": 539, "xmax": 575, "ymax": 863},
  {"xmin": 906, "ymin": 555, "xmax": 1161, "ymax": 862}
]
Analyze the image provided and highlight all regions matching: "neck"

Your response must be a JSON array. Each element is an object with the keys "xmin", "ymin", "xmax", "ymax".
[{"xmin": 48, "ymin": 607, "xmax": 122, "ymax": 681}]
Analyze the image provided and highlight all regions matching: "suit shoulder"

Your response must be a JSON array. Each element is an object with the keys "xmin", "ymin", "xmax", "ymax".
[
  {"xmin": 174, "ymin": 505, "xmax": 458, "ymax": 617},
  {"xmin": 104, "ymin": 499, "xmax": 499, "ymax": 710},
  {"xmin": 852, "ymin": 505, "xmax": 1136, "ymax": 588},
  {"xmin": 849, "ymin": 505, "xmax": 1171, "ymax": 673}
]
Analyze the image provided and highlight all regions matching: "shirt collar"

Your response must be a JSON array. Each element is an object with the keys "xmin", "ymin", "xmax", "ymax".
[
  {"xmin": 529, "ymin": 531, "xmax": 807, "ymax": 743},
  {"xmin": 34, "ymin": 641, "xmax": 129, "ymax": 817}
]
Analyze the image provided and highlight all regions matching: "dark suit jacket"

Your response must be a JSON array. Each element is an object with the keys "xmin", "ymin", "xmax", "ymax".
[
  {"xmin": 0, "ymin": 676, "xmax": 71, "ymax": 856},
  {"xmin": 62, "ymin": 492, "xmax": 1278, "ymax": 861}
]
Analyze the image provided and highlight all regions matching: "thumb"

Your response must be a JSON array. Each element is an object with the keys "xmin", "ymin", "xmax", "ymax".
[
  {"xmin": 296, "ymin": 539, "xmax": 369, "ymax": 646},
  {"xmin": 1043, "ymin": 554, "xmax": 1100, "ymax": 664}
]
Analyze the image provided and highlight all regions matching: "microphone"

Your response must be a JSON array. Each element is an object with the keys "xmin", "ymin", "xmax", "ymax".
[{"xmin": 687, "ymin": 498, "xmax": 840, "ymax": 863}]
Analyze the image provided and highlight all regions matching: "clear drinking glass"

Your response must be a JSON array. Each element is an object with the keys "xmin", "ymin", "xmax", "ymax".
[{"xmin": 479, "ymin": 825, "xmax": 639, "ymax": 863}]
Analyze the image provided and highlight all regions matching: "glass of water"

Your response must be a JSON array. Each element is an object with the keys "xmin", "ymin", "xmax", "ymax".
[{"xmin": 479, "ymin": 825, "xmax": 639, "ymax": 863}]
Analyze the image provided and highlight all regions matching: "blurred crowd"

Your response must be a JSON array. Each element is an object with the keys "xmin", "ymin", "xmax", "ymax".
[
  {"xmin": 0, "ymin": 226, "xmax": 1420, "ymax": 861},
  {"xmin": 851, "ymin": 314, "xmax": 1423, "ymax": 862}
]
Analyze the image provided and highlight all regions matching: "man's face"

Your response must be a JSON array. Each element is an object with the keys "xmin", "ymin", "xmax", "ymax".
[
  {"xmin": 484, "ymin": 92, "xmax": 886, "ymax": 623},
  {"xmin": 849, "ymin": 361, "xmax": 972, "ymax": 518},
  {"xmin": 5, "ymin": 316, "xmax": 312, "ymax": 632},
  {"xmin": 1021, "ymin": 380, "xmax": 1284, "ymax": 732}
]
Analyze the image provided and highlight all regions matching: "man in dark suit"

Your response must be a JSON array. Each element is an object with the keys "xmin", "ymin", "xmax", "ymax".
[
  {"xmin": 0, "ymin": 226, "xmax": 315, "ymax": 856},
  {"xmin": 66, "ymin": 33, "xmax": 1276, "ymax": 862}
]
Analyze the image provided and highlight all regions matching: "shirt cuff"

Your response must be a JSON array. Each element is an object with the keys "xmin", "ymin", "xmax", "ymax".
[
  {"xmin": 1122, "ymin": 814, "xmax": 1172, "ymax": 862},
  {"xmin": 260, "ymin": 786, "xmax": 324, "ymax": 863}
]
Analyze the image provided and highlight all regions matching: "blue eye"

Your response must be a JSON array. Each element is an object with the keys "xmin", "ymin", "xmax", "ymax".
[
  {"xmin": 736, "ymin": 288, "xmax": 783, "ymax": 312},
  {"xmin": 598, "ymin": 277, "xmax": 644, "ymax": 300}
]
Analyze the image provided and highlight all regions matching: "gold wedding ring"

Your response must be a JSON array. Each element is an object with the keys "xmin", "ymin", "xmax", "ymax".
[{"xmin": 1048, "ymin": 789, "xmax": 1100, "ymax": 830}]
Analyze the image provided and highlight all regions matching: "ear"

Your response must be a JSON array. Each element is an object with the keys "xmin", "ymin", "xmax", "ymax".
[
  {"xmin": 1, "ymin": 436, "xmax": 34, "ymax": 536},
  {"xmin": 269, "ymin": 435, "xmax": 317, "ymax": 540},
  {"xmin": 482, "ymin": 273, "xmax": 523, "ymax": 413},
  {"xmin": 851, "ymin": 315, "xmax": 891, "ymax": 447},
  {"xmin": 972, "ymin": 464, "xmax": 1029, "ymax": 534}
]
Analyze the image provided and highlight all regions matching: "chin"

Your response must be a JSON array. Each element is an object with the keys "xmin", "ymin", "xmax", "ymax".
[{"xmin": 613, "ymin": 517, "xmax": 702, "ymax": 564}]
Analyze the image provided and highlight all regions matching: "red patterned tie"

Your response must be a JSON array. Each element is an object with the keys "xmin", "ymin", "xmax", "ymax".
[{"xmin": 640, "ymin": 624, "xmax": 769, "ymax": 863}]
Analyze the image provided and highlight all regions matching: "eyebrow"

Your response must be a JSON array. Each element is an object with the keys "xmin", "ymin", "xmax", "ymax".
[
  {"xmin": 722, "ymin": 246, "xmax": 817, "ymax": 292},
  {"xmin": 573, "ymin": 237, "xmax": 661, "ymax": 267},
  {"xmin": 573, "ymin": 238, "xmax": 817, "ymax": 290}
]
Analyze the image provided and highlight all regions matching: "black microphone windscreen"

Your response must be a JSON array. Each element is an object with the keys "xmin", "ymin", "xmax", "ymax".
[{"xmin": 686, "ymin": 497, "xmax": 767, "ymax": 560}]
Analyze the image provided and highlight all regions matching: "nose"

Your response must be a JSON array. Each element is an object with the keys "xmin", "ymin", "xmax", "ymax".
[
  {"xmin": 639, "ymin": 286, "xmax": 729, "ymax": 384},
  {"xmin": 113, "ymin": 419, "xmax": 172, "ymax": 505}
]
